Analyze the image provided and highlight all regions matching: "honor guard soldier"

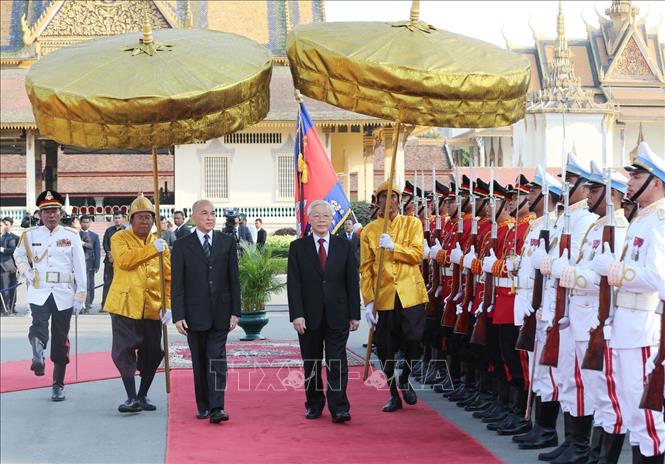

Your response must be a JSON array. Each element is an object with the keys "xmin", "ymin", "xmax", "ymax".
[
  {"xmin": 547, "ymin": 161, "xmax": 629, "ymax": 462},
  {"xmin": 511, "ymin": 167, "xmax": 561, "ymax": 450},
  {"xmin": 104, "ymin": 194, "xmax": 171, "ymax": 413},
  {"xmin": 14, "ymin": 190, "xmax": 87, "ymax": 401},
  {"xmin": 361, "ymin": 180, "xmax": 429, "ymax": 412},
  {"xmin": 534, "ymin": 153, "xmax": 598, "ymax": 462},
  {"xmin": 594, "ymin": 142, "xmax": 665, "ymax": 463}
]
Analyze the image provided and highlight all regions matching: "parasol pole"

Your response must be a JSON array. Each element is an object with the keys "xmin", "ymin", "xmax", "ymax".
[
  {"xmin": 152, "ymin": 147, "xmax": 171, "ymax": 394},
  {"xmin": 363, "ymin": 123, "xmax": 402, "ymax": 381}
]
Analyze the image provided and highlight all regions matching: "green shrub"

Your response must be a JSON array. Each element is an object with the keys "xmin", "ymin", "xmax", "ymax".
[{"xmin": 238, "ymin": 243, "xmax": 286, "ymax": 312}]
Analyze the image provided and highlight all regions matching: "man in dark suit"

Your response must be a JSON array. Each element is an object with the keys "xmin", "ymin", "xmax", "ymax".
[
  {"xmin": 287, "ymin": 200, "xmax": 360, "ymax": 423},
  {"xmin": 255, "ymin": 218, "xmax": 267, "ymax": 249},
  {"xmin": 342, "ymin": 218, "xmax": 360, "ymax": 265},
  {"xmin": 0, "ymin": 217, "xmax": 19, "ymax": 315},
  {"xmin": 173, "ymin": 210, "xmax": 191, "ymax": 239},
  {"xmin": 171, "ymin": 199, "xmax": 241, "ymax": 424},
  {"xmin": 79, "ymin": 215, "xmax": 100, "ymax": 313},
  {"xmin": 101, "ymin": 212, "xmax": 125, "ymax": 311}
]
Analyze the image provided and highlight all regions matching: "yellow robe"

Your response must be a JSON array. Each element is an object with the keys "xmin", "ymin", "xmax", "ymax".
[
  {"xmin": 360, "ymin": 214, "xmax": 429, "ymax": 310},
  {"xmin": 103, "ymin": 229, "xmax": 171, "ymax": 320}
]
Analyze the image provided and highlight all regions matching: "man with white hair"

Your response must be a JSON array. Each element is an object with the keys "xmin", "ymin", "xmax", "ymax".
[{"xmin": 287, "ymin": 199, "xmax": 360, "ymax": 423}]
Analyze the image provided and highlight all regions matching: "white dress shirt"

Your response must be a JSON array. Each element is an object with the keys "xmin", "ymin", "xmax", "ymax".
[
  {"xmin": 312, "ymin": 232, "xmax": 330, "ymax": 254},
  {"xmin": 195, "ymin": 228, "xmax": 214, "ymax": 247}
]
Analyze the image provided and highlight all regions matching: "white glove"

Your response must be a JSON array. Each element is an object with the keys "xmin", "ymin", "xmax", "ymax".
[
  {"xmin": 423, "ymin": 239, "xmax": 430, "ymax": 260},
  {"xmin": 463, "ymin": 246, "xmax": 476, "ymax": 269},
  {"xmin": 429, "ymin": 239, "xmax": 442, "ymax": 261},
  {"xmin": 588, "ymin": 313, "xmax": 601, "ymax": 332},
  {"xmin": 539, "ymin": 256, "xmax": 554, "ymax": 276},
  {"xmin": 482, "ymin": 249, "xmax": 497, "ymax": 273},
  {"xmin": 474, "ymin": 302, "xmax": 483, "ymax": 317},
  {"xmin": 73, "ymin": 300, "xmax": 84, "ymax": 316},
  {"xmin": 645, "ymin": 351, "xmax": 665, "ymax": 376},
  {"xmin": 506, "ymin": 256, "xmax": 520, "ymax": 273},
  {"xmin": 455, "ymin": 304, "xmax": 463, "ymax": 315},
  {"xmin": 558, "ymin": 316, "xmax": 570, "ymax": 330},
  {"xmin": 23, "ymin": 268, "xmax": 35, "ymax": 285},
  {"xmin": 153, "ymin": 238, "xmax": 167, "ymax": 253},
  {"xmin": 531, "ymin": 239, "xmax": 549, "ymax": 270},
  {"xmin": 603, "ymin": 317, "xmax": 613, "ymax": 340},
  {"xmin": 364, "ymin": 302, "xmax": 378, "ymax": 327},
  {"xmin": 592, "ymin": 242, "xmax": 615, "ymax": 277},
  {"xmin": 450, "ymin": 243, "xmax": 463, "ymax": 265},
  {"xmin": 550, "ymin": 249, "xmax": 570, "ymax": 280},
  {"xmin": 435, "ymin": 286, "xmax": 443, "ymax": 298},
  {"xmin": 161, "ymin": 309, "xmax": 172, "ymax": 325},
  {"xmin": 378, "ymin": 233, "xmax": 395, "ymax": 251}
]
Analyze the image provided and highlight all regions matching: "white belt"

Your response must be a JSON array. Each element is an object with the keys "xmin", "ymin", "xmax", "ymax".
[
  {"xmin": 517, "ymin": 275, "xmax": 533, "ymax": 290},
  {"xmin": 40, "ymin": 271, "xmax": 75, "ymax": 284},
  {"xmin": 571, "ymin": 289, "xmax": 596, "ymax": 297},
  {"xmin": 616, "ymin": 292, "xmax": 659, "ymax": 311},
  {"xmin": 442, "ymin": 266, "xmax": 453, "ymax": 277},
  {"xmin": 495, "ymin": 277, "xmax": 512, "ymax": 288}
]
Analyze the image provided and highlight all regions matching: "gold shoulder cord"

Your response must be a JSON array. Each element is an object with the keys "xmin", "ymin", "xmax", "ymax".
[
  {"xmin": 19, "ymin": 231, "xmax": 38, "ymax": 288},
  {"xmin": 576, "ymin": 223, "xmax": 595, "ymax": 265}
]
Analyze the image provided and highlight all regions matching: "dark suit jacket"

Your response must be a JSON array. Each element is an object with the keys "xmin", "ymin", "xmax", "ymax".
[
  {"xmin": 256, "ymin": 229, "xmax": 267, "ymax": 248},
  {"xmin": 287, "ymin": 234, "xmax": 360, "ymax": 331},
  {"xmin": 0, "ymin": 232, "xmax": 18, "ymax": 273},
  {"xmin": 79, "ymin": 229, "xmax": 101, "ymax": 270},
  {"xmin": 171, "ymin": 230, "xmax": 241, "ymax": 331},
  {"xmin": 237, "ymin": 225, "xmax": 253, "ymax": 244},
  {"xmin": 174, "ymin": 224, "xmax": 191, "ymax": 240},
  {"xmin": 103, "ymin": 225, "xmax": 125, "ymax": 263},
  {"xmin": 343, "ymin": 231, "xmax": 360, "ymax": 264}
]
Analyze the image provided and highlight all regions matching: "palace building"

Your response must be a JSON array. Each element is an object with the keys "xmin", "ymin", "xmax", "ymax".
[{"xmin": 1, "ymin": 1, "xmax": 663, "ymax": 229}]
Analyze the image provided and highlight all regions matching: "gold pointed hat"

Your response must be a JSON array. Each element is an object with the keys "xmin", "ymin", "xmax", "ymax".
[
  {"xmin": 128, "ymin": 194, "xmax": 155, "ymax": 219},
  {"xmin": 375, "ymin": 180, "xmax": 402, "ymax": 196}
]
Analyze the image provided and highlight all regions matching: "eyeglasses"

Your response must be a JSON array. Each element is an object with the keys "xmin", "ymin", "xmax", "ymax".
[{"xmin": 310, "ymin": 214, "xmax": 332, "ymax": 221}]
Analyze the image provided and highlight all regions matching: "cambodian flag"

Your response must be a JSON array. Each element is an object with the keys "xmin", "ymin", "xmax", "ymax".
[{"xmin": 294, "ymin": 101, "xmax": 351, "ymax": 238}]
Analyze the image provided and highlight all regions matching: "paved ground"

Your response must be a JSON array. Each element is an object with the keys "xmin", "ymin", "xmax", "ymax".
[{"xmin": 1, "ymin": 284, "xmax": 631, "ymax": 463}]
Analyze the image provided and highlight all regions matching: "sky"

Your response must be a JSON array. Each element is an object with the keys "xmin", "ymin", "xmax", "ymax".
[{"xmin": 325, "ymin": 1, "xmax": 665, "ymax": 49}]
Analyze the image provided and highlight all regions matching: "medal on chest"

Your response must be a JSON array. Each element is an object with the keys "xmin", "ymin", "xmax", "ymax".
[{"xmin": 631, "ymin": 236, "xmax": 644, "ymax": 262}]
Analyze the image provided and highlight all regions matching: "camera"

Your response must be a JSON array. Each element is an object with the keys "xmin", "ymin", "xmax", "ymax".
[
  {"xmin": 21, "ymin": 213, "xmax": 40, "ymax": 228},
  {"xmin": 222, "ymin": 208, "xmax": 240, "ymax": 237}
]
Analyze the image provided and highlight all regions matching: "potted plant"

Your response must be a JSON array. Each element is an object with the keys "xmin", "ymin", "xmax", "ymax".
[{"xmin": 237, "ymin": 243, "xmax": 286, "ymax": 340}]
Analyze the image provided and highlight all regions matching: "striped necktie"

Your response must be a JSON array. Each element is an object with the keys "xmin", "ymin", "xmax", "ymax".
[{"xmin": 203, "ymin": 234, "xmax": 211, "ymax": 259}]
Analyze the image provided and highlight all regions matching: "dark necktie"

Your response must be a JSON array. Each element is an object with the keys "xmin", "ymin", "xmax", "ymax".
[
  {"xmin": 318, "ymin": 238, "xmax": 327, "ymax": 271},
  {"xmin": 203, "ymin": 234, "xmax": 211, "ymax": 259}
]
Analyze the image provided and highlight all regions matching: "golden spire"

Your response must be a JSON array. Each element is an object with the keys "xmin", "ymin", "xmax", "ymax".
[
  {"xmin": 605, "ymin": 0, "xmax": 639, "ymax": 23},
  {"xmin": 628, "ymin": 123, "xmax": 644, "ymax": 161}
]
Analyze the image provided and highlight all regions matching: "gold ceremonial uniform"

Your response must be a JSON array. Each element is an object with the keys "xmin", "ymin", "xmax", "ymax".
[
  {"xmin": 360, "ymin": 214, "xmax": 429, "ymax": 311},
  {"xmin": 103, "ymin": 229, "xmax": 171, "ymax": 321}
]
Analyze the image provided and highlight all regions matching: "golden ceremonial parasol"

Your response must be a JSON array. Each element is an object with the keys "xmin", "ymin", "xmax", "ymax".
[
  {"xmin": 287, "ymin": 0, "xmax": 531, "ymax": 379},
  {"xmin": 25, "ymin": 15, "xmax": 272, "ymax": 392}
]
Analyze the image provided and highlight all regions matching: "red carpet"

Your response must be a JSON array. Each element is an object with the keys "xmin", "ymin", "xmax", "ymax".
[
  {"xmin": 166, "ymin": 366, "xmax": 503, "ymax": 464},
  {"xmin": 0, "ymin": 351, "xmax": 120, "ymax": 393}
]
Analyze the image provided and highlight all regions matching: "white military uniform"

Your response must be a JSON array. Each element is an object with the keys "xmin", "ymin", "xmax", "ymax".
[
  {"xmin": 558, "ymin": 210, "xmax": 628, "ymax": 430},
  {"xmin": 608, "ymin": 197, "xmax": 665, "ymax": 457},
  {"xmin": 539, "ymin": 200, "xmax": 597, "ymax": 411},
  {"xmin": 14, "ymin": 225, "xmax": 87, "ymax": 310}
]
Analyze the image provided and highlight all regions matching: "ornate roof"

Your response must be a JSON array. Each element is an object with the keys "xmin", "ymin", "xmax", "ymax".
[
  {"xmin": 507, "ymin": 0, "xmax": 664, "ymax": 119},
  {"xmin": 1, "ymin": 0, "xmax": 325, "ymax": 60}
]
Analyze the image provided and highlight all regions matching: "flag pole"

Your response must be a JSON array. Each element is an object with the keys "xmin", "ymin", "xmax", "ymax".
[{"xmin": 363, "ymin": 122, "xmax": 401, "ymax": 381}]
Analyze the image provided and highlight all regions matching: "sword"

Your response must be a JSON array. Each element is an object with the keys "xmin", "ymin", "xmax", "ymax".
[{"xmin": 75, "ymin": 309, "xmax": 79, "ymax": 381}]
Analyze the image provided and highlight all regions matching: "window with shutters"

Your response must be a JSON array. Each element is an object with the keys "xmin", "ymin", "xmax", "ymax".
[
  {"xmin": 203, "ymin": 155, "xmax": 229, "ymax": 200},
  {"xmin": 276, "ymin": 154, "xmax": 295, "ymax": 200}
]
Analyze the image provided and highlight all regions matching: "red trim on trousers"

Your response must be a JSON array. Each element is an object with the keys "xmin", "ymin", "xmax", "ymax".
[
  {"xmin": 574, "ymin": 355, "xmax": 585, "ymax": 416},
  {"xmin": 642, "ymin": 346, "xmax": 661, "ymax": 457},
  {"xmin": 604, "ymin": 346, "xmax": 623, "ymax": 434}
]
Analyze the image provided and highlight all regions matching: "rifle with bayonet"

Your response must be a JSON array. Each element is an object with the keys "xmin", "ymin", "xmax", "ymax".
[{"xmin": 442, "ymin": 146, "xmax": 463, "ymax": 327}]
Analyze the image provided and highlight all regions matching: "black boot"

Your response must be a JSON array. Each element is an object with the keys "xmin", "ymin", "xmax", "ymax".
[
  {"xmin": 433, "ymin": 375, "xmax": 454, "ymax": 393},
  {"xmin": 515, "ymin": 395, "xmax": 542, "ymax": 443},
  {"xmin": 641, "ymin": 454, "xmax": 664, "ymax": 464},
  {"xmin": 633, "ymin": 446, "xmax": 642, "ymax": 464},
  {"xmin": 483, "ymin": 380, "xmax": 510, "ymax": 424},
  {"xmin": 498, "ymin": 387, "xmax": 531, "ymax": 436},
  {"xmin": 586, "ymin": 427, "xmax": 603, "ymax": 464},
  {"xmin": 519, "ymin": 400, "xmax": 559, "ymax": 450},
  {"xmin": 382, "ymin": 395, "xmax": 403, "ymax": 412},
  {"xmin": 538, "ymin": 411, "xmax": 574, "ymax": 461},
  {"xmin": 551, "ymin": 415, "xmax": 593, "ymax": 463},
  {"xmin": 30, "ymin": 337, "xmax": 45, "ymax": 376},
  {"xmin": 398, "ymin": 374, "xmax": 417, "ymax": 406},
  {"xmin": 597, "ymin": 432, "xmax": 624, "ymax": 464}
]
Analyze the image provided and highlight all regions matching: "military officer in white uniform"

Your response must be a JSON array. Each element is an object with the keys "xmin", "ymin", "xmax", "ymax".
[
  {"xmin": 549, "ymin": 162, "xmax": 629, "ymax": 463},
  {"xmin": 594, "ymin": 141, "xmax": 665, "ymax": 463},
  {"xmin": 534, "ymin": 153, "xmax": 599, "ymax": 462},
  {"xmin": 511, "ymin": 166, "xmax": 561, "ymax": 450},
  {"xmin": 13, "ymin": 190, "xmax": 86, "ymax": 401}
]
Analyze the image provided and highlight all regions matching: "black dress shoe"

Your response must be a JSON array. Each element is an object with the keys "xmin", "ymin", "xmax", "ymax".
[
  {"xmin": 118, "ymin": 398, "xmax": 142, "ymax": 413},
  {"xmin": 332, "ymin": 412, "xmax": 351, "ymax": 423},
  {"xmin": 51, "ymin": 385, "xmax": 66, "ymax": 402},
  {"xmin": 305, "ymin": 408, "xmax": 322, "ymax": 419},
  {"xmin": 196, "ymin": 409, "xmax": 210, "ymax": 420},
  {"xmin": 137, "ymin": 396, "xmax": 156, "ymax": 411},
  {"xmin": 382, "ymin": 395, "xmax": 403, "ymax": 412},
  {"xmin": 209, "ymin": 409, "xmax": 229, "ymax": 424},
  {"xmin": 399, "ymin": 382, "xmax": 418, "ymax": 406},
  {"xmin": 487, "ymin": 413, "xmax": 515, "ymax": 431},
  {"xmin": 497, "ymin": 418, "xmax": 532, "ymax": 436}
]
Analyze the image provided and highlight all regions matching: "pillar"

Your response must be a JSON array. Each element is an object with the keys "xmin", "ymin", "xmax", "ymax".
[
  {"xmin": 25, "ymin": 130, "xmax": 37, "ymax": 210},
  {"xmin": 363, "ymin": 134, "xmax": 375, "ymax": 202},
  {"xmin": 43, "ymin": 140, "xmax": 59, "ymax": 192}
]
